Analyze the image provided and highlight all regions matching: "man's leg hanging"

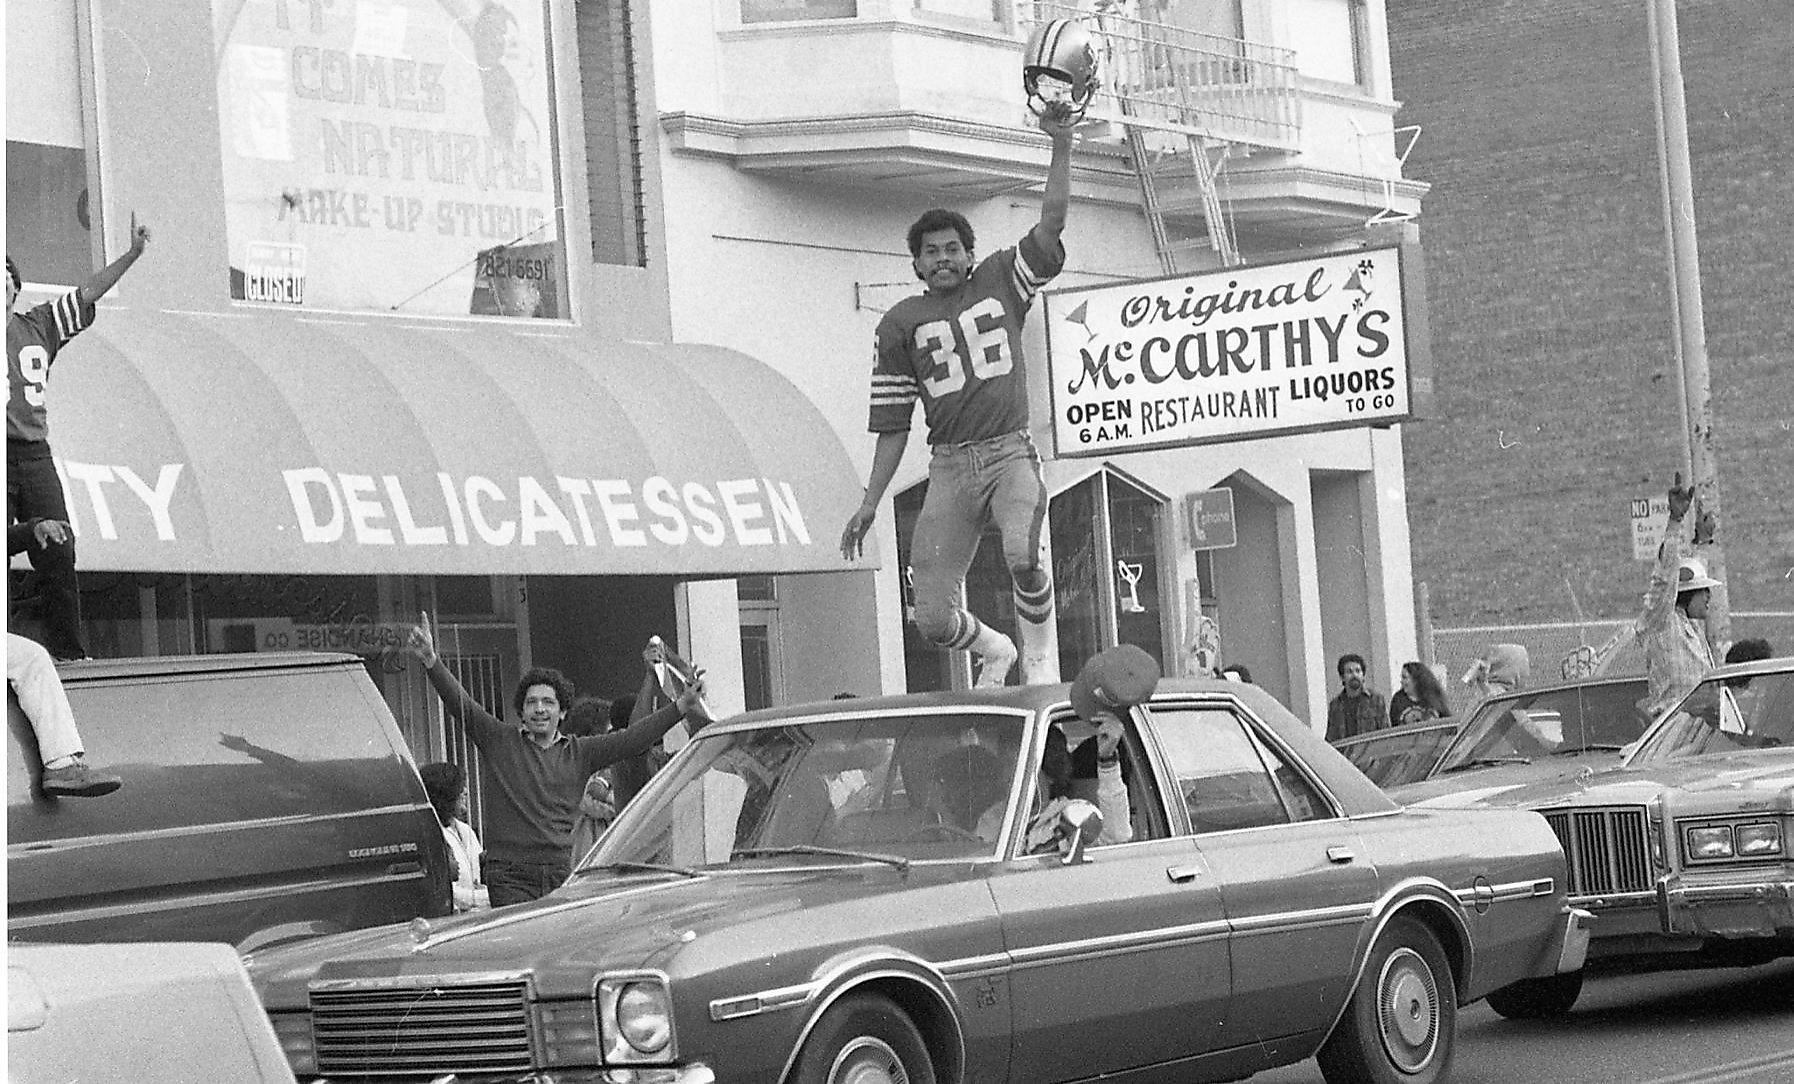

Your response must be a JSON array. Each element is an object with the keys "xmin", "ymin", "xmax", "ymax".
[
  {"xmin": 993, "ymin": 439, "xmax": 1059, "ymax": 684},
  {"xmin": 910, "ymin": 463, "xmax": 1016, "ymax": 688}
]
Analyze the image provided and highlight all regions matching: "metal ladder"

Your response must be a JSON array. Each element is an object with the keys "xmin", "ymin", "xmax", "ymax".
[{"xmin": 1113, "ymin": 59, "xmax": 1241, "ymax": 273}]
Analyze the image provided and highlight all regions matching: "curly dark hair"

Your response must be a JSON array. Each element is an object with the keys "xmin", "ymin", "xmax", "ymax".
[
  {"xmin": 906, "ymin": 209, "xmax": 975, "ymax": 259},
  {"xmin": 513, "ymin": 667, "xmax": 574, "ymax": 717},
  {"xmin": 419, "ymin": 761, "xmax": 466, "ymax": 827}
]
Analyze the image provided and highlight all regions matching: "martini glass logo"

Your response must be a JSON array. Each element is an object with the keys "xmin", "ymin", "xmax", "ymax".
[{"xmin": 1064, "ymin": 299, "xmax": 1099, "ymax": 343}]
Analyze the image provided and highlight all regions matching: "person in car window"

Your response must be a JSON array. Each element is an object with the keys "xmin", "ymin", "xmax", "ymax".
[
  {"xmin": 1012, "ymin": 645, "xmax": 1159, "ymax": 854},
  {"xmin": 1009, "ymin": 717, "xmax": 1134, "ymax": 854}
]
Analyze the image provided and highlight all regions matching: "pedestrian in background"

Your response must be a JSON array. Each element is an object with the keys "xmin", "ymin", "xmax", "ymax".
[
  {"xmin": 1390, "ymin": 661, "xmax": 1452, "ymax": 726},
  {"xmin": 421, "ymin": 761, "xmax": 488, "ymax": 913},
  {"xmin": 1459, "ymin": 643, "xmax": 1530, "ymax": 720},
  {"xmin": 1325, "ymin": 653, "xmax": 1386, "ymax": 741},
  {"xmin": 7, "ymin": 221, "xmax": 151, "ymax": 660},
  {"xmin": 1725, "ymin": 638, "xmax": 1772, "ymax": 667}
]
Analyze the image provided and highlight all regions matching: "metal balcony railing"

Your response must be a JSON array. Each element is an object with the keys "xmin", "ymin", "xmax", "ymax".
[{"xmin": 1021, "ymin": 2, "xmax": 1301, "ymax": 151}]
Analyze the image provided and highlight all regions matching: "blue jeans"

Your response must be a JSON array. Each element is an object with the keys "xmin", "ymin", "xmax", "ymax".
[
  {"xmin": 483, "ymin": 856, "xmax": 570, "ymax": 907},
  {"xmin": 910, "ymin": 430, "xmax": 1051, "ymax": 647}
]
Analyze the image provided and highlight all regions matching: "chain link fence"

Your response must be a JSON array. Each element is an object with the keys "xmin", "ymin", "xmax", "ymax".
[{"xmin": 1430, "ymin": 611, "xmax": 1794, "ymax": 698}]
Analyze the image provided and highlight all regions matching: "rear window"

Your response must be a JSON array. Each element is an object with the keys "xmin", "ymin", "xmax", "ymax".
[{"xmin": 9, "ymin": 666, "xmax": 418, "ymax": 843}]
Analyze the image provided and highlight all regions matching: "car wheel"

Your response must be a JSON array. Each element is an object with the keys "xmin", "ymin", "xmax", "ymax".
[
  {"xmin": 1318, "ymin": 915, "xmax": 1456, "ymax": 1084},
  {"xmin": 1485, "ymin": 969, "xmax": 1583, "ymax": 1020},
  {"xmin": 790, "ymin": 992, "xmax": 937, "ymax": 1084}
]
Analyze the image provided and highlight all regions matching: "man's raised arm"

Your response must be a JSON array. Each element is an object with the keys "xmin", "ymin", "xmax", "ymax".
[
  {"xmin": 1030, "ymin": 103, "xmax": 1078, "ymax": 251},
  {"xmin": 78, "ymin": 217, "xmax": 150, "ymax": 308},
  {"xmin": 406, "ymin": 619, "xmax": 504, "ymax": 743}
]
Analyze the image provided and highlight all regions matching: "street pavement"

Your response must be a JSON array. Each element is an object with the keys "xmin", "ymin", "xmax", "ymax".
[{"xmin": 1247, "ymin": 958, "xmax": 1794, "ymax": 1083}]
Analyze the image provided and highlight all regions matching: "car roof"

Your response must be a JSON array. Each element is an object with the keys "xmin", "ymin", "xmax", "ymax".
[
  {"xmin": 1703, "ymin": 655, "xmax": 1793, "ymax": 681},
  {"xmin": 51, "ymin": 651, "xmax": 364, "ymax": 684},
  {"xmin": 719, "ymin": 677, "xmax": 1398, "ymax": 817}
]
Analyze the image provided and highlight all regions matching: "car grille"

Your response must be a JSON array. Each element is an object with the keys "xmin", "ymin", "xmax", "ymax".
[
  {"xmin": 311, "ymin": 977, "xmax": 535, "ymax": 1076},
  {"xmin": 1541, "ymin": 806, "xmax": 1653, "ymax": 897}
]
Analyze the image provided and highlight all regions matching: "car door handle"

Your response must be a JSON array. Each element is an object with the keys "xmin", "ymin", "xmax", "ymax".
[
  {"xmin": 1166, "ymin": 865, "xmax": 1204, "ymax": 883},
  {"xmin": 1326, "ymin": 846, "xmax": 1356, "ymax": 864}
]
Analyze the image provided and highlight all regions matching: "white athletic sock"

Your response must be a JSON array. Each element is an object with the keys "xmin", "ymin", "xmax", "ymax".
[{"xmin": 968, "ymin": 624, "xmax": 1017, "ymax": 688}]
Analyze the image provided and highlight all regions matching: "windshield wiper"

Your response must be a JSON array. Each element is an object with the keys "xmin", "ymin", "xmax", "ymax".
[
  {"xmin": 1549, "ymin": 744, "xmax": 1626, "ymax": 756},
  {"xmin": 1439, "ymin": 755, "xmax": 1532, "ymax": 773},
  {"xmin": 731, "ymin": 845, "xmax": 910, "ymax": 872},
  {"xmin": 576, "ymin": 860, "xmax": 703, "ymax": 879}
]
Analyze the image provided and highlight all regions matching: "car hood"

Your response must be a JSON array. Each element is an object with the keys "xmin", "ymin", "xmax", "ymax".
[
  {"xmin": 1393, "ymin": 752, "xmax": 1794, "ymax": 812},
  {"xmin": 1388, "ymin": 752, "xmax": 1629, "ymax": 808},
  {"xmin": 247, "ymin": 863, "xmax": 975, "ymax": 1006}
]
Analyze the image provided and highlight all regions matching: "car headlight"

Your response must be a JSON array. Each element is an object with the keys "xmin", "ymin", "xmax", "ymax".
[
  {"xmin": 1684, "ymin": 824, "xmax": 1734, "ymax": 861},
  {"xmin": 1734, "ymin": 822, "xmax": 1784, "ymax": 858},
  {"xmin": 598, "ymin": 974, "xmax": 676, "ymax": 1064}
]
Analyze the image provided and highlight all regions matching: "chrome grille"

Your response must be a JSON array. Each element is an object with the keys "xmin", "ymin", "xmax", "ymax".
[
  {"xmin": 311, "ymin": 978, "xmax": 535, "ymax": 1076},
  {"xmin": 1541, "ymin": 807, "xmax": 1653, "ymax": 897}
]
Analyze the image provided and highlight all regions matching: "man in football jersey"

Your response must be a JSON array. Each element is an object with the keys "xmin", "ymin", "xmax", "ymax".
[
  {"xmin": 7, "ymin": 219, "xmax": 151, "ymax": 660},
  {"xmin": 839, "ymin": 104, "xmax": 1077, "ymax": 687}
]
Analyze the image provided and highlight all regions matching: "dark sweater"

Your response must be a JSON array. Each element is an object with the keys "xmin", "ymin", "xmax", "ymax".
[{"xmin": 425, "ymin": 660, "xmax": 695, "ymax": 864}]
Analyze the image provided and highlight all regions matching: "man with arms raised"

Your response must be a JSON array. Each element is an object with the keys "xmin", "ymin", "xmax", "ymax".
[{"xmin": 407, "ymin": 616, "xmax": 712, "ymax": 905}]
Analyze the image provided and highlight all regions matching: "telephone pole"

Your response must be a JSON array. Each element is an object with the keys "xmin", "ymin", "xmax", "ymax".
[{"xmin": 1648, "ymin": 0, "xmax": 1729, "ymax": 647}]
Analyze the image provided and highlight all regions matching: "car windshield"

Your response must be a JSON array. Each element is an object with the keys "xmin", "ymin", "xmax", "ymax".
[
  {"xmin": 1336, "ymin": 722, "xmax": 1458, "ymax": 787},
  {"xmin": 1626, "ymin": 669, "xmax": 1794, "ymax": 764},
  {"xmin": 1434, "ymin": 682, "xmax": 1651, "ymax": 773},
  {"xmin": 581, "ymin": 711, "xmax": 1026, "ymax": 870}
]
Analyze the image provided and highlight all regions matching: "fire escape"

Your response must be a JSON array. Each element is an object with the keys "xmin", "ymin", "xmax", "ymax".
[{"xmin": 1021, "ymin": 2, "xmax": 1302, "ymax": 272}]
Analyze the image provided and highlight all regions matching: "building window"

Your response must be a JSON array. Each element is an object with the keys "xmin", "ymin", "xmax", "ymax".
[
  {"xmin": 1145, "ymin": 0, "xmax": 1244, "ymax": 41},
  {"xmin": 895, "ymin": 469, "xmax": 1169, "ymax": 692},
  {"xmin": 6, "ymin": 0, "xmax": 93, "ymax": 287},
  {"xmin": 739, "ymin": 575, "xmax": 781, "ymax": 709},
  {"xmin": 578, "ymin": 0, "xmax": 648, "ymax": 267},
  {"xmin": 913, "ymin": 0, "xmax": 1007, "ymax": 27},
  {"xmin": 741, "ymin": 0, "xmax": 857, "ymax": 24},
  {"xmin": 1284, "ymin": 0, "xmax": 1367, "ymax": 87},
  {"xmin": 5, "ymin": 143, "xmax": 92, "ymax": 288},
  {"xmin": 1051, "ymin": 469, "xmax": 1170, "ymax": 677},
  {"xmin": 211, "ymin": 0, "xmax": 570, "ymax": 317}
]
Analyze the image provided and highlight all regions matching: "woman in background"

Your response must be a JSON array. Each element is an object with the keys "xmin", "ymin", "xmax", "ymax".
[
  {"xmin": 1390, "ymin": 661, "xmax": 1454, "ymax": 727},
  {"xmin": 421, "ymin": 761, "xmax": 489, "ymax": 912}
]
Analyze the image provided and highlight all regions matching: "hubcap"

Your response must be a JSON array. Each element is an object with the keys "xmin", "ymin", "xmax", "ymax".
[
  {"xmin": 1376, "ymin": 946, "xmax": 1440, "ymax": 1073},
  {"xmin": 828, "ymin": 1036, "xmax": 910, "ymax": 1084}
]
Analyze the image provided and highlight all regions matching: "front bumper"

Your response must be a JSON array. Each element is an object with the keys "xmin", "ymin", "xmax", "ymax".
[
  {"xmin": 1555, "ymin": 907, "xmax": 1595, "ymax": 974},
  {"xmin": 310, "ymin": 1067, "xmax": 716, "ymax": 1084},
  {"xmin": 1658, "ymin": 873, "xmax": 1794, "ymax": 938}
]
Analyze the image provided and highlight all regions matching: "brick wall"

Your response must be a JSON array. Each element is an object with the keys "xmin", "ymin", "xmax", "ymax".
[{"xmin": 1387, "ymin": 0, "xmax": 1794, "ymax": 630}]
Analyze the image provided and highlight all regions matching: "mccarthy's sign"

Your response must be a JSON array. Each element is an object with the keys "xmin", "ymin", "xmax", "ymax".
[{"xmin": 1044, "ymin": 247, "xmax": 1412, "ymax": 456}]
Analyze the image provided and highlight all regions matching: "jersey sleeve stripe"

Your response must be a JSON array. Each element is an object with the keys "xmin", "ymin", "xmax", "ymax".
[{"xmin": 50, "ymin": 292, "xmax": 91, "ymax": 342}]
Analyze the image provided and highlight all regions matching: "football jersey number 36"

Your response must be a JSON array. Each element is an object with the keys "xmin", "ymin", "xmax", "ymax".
[{"xmin": 915, "ymin": 297, "xmax": 1012, "ymax": 398}]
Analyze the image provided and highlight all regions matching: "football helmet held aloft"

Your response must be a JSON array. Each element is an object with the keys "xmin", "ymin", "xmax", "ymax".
[{"xmin": 1023, "ymin": 18, "xmax": 1101, "ymax": 122}]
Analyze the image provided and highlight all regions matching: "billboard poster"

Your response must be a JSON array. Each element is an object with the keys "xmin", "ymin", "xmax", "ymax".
[
  {"xmin": 214, "ymin": 0, "xmax": 565, "ymax": 317},
  {"xmin": 1045, "ymin": 246, "xmax": 1411, "ymax": 456}
]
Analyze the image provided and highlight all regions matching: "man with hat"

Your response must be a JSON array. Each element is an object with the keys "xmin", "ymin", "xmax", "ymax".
[{"xmin": 1635, "ymin": 472, "xmax": 1724, "ymax": 719}]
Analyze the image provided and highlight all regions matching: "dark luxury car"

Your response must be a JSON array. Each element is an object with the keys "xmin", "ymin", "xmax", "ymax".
[
  {"xmin": 1392, "ymin": 658, "xmax": 1794, "ymax": 1017},
  {"xmin": 1387, "ymin": 675, "xmax": 1652, "ymax": 803},
  {"xmin": 247, "ymin": 679, "xmax": 1588, "ymax": 1084}
]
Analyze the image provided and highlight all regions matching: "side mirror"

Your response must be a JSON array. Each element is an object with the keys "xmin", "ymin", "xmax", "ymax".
[{"xmin": 1057, "ymin": 799, "xmax": 1104, "ymax": 865}]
